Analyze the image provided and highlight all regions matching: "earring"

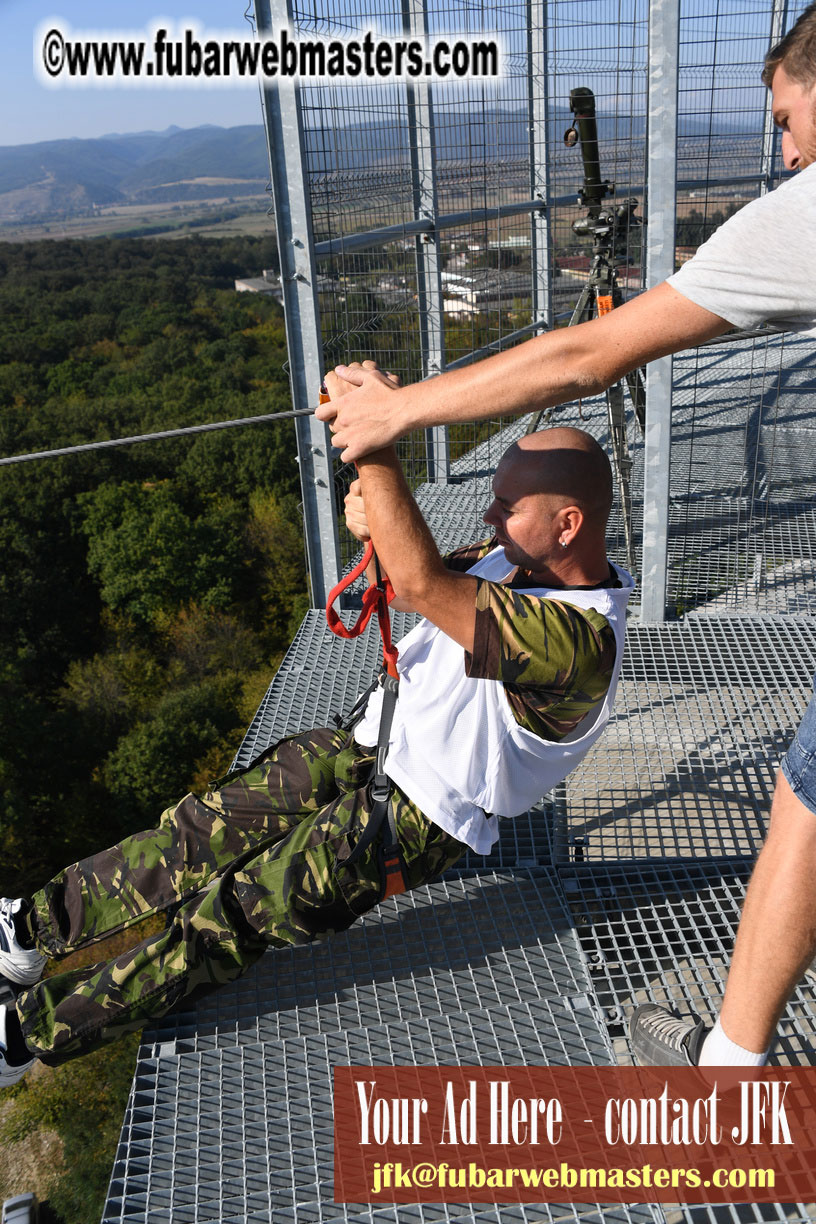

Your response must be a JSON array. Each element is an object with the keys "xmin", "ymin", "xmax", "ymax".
[{"xmin": 560, "ymin": 539, "xmax": 568, "ymax": 549}]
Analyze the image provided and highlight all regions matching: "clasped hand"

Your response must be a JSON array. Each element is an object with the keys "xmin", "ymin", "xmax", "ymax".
[{"xmin": 316, "ymin": 359, "xmax": 402, "ymax": 462}]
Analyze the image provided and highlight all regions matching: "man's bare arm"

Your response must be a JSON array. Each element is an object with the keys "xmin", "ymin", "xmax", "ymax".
[
  {"xmin": 343, "ymin": 476, "xmax": 416, "ymax": 615},
  {"xmin": 327, "ymin": 365, "xmax": 478, "ymax": 646},
  {"xmin": 316, "ymin": 282, "xmax": 730, "ymax": 462},
  {"xmin": 350, "ymin": 447, "xmax": 478, "ymax": 652}
]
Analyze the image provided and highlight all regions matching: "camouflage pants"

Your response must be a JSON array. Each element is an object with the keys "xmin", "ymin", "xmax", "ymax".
[{"xmin": 16, "ymin": 728, "xmax": 466, "ymax": 1064}]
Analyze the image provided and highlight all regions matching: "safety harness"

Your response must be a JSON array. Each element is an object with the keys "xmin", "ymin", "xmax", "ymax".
[{"xmin": 323, "ymin": 397, "xmax": 408, "ymax": 900}]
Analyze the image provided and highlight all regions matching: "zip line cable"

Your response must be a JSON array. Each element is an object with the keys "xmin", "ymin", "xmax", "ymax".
[
  {"xmin": 0, "ymin": 321, "xmax": 781, "ymax": 470},
  {"xmin": 0, "ymin": 406, "xmax": 319, "ymax": 467}
]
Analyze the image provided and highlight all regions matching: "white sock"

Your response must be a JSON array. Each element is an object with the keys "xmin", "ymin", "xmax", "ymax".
[{"xmin": 698, "ymin": 1017, "xmax": 769, "ymax": 1066}]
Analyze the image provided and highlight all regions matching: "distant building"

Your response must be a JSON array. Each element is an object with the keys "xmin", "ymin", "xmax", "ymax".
[
  {"xmin": 234, "ymin": 269, "xmax": 283, "ymax": 300},
  {"xmin": 488, "ymin": 235, "xmax": 531, "ymax": 250},
  {"xmin": 441, "ymin": 268, "xmax": 533, "ymax": 310}
]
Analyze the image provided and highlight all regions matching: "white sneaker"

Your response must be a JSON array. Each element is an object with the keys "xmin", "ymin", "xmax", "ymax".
[
  {"xmin": 0, "ymin": 1003, "xmax": 34, "ymax": 1087},
  {"xmin": 0, "ymin": 899, "xmax": 46, "ymax": 987}
]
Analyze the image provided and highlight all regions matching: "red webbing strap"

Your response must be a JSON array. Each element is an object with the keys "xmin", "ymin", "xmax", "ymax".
[
  {"xmin": 380, "ymin": 851, "xmax": 407, "ymax": 898},
  {"xmin": 324, "ymin": 541, "xmax": 399, "ymax": 677},
  {"xmin": 320, "ymin": 386, "xmax": 399, "ymax": 679},
  {"xmin": 320, "ymin": 385, "xmax": 406, "ymax": 896}
]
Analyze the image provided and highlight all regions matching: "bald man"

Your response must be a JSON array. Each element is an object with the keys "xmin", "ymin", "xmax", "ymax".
[{"xmin": 0, "ymin": 422, "xmax": 633, "ymax": 1082}]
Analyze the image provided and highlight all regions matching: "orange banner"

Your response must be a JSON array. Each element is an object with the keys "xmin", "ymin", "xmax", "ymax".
[{"xmin": 334, "ymin": 1066, "xmax": 816, "ymax": 1204}]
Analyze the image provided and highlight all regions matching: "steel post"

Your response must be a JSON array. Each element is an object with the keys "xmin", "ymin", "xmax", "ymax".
[
  {"xmin": 253, "ymin": 0, "xmax": 341, "ymax": 608},
  {"xmin": 640, "ymin": 0, "xmax": 679, "ymax": 622},
  {"xmin": 404, "ymin": 0, "xmax": 449, "ymax": 483},
  {"xmin": 527, "ymin": 0, "xmax": 552, "ymax": 333}
]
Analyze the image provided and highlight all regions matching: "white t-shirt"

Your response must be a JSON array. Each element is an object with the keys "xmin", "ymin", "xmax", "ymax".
[
  {"xmin": 668, "ymin": 163, "xmax": 816, "ymax": 336},
  {"xmin": 354, "ymin": 547, "xmax": 634, "ymax": 853}
]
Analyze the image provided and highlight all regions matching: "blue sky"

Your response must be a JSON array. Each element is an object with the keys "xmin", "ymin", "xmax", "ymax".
[
  {"xmin": 1, "ymin": 1, "xmax": 264, "ymax": 147},
  {"xmin": 1, "ymin": 1, "xmax": 792, "ymax": 150}
]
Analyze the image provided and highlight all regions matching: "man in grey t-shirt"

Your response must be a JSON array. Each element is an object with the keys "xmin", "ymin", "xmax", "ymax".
[
  {"xmin": 668, "ymin": 160, "xmax": 816, "ymax": 338},
  {"xmin": 317, "ymin": 5, "xmax": 816, "ymax": 1067}
]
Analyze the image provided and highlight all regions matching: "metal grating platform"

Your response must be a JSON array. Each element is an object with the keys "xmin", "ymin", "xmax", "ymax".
[
  {"xmin": 666, "ymin": 500, "xmax": 816, "ymax": 617},
  {"xmin": 104, "ymin": 1001, "xmax": 631, "ymax": 1224},
  {"xmin": 622, "ymin": 618, "xmax": 816, "ymax": 687},
  {"xmin": 557, "ymin": 620, "xmax": 815, "ymax": 864},
  {"xmin": 138, "ymin": 871, "xmax": 591, "ymax": 1055},
  {"xmin": 561, "ymin": 860, "xmax": 816, "ymax": 1071},
  {"xmin": 105, "ymin": 333, "xmax": 816, "ymax": 1224}
]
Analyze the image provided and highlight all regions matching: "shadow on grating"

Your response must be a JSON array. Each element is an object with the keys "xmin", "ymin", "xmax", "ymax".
[
  {"xmin": 668, "ymin": 499, "xmax": 816, "ymax": 618},
  {"xmin": 557, "ymin": 620, "xmax": 814, "ymax": 865},
  {"xmin": 140, "ymin": 870, "xmax": 591, "ymax": 1055},
  {"xmin": 559, "ymin": 858, "xmax": 816, "ymax": 1069},
  {"xmin": 665, "ymin": 335, "xmax": 816, "ymax": 617},
  {"xmin": 621, "ymin": 620, "xmax": 816, "ymax": 688}
]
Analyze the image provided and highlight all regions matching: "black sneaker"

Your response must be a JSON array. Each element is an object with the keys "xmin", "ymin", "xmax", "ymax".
[{"xmin": 629, "ymin": 1003, "xmax": 709, "ymax": 1066}]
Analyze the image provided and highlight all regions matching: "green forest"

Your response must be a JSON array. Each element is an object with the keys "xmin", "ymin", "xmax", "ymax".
[
  {"xmin": 0, "ymin": 231, "xmax": 527, "ymax": 1221},
  {"xmin": 0, "ymin": 235, "xmax": 309, "ymax": 1220}
]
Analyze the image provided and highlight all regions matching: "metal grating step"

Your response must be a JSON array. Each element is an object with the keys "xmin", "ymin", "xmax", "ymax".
[
  {"xmin": 622, "ymin": 618, "xmax": 816, "ymax": 688},
  {"xmin": 140, "ymin": 870, "xmax": 591, "ymax": 1056},
  {"xmin": 557, "ymin": 620, "xmax": 814, "ymax": 864},
  {"xmin": 232, "ymin": 609, "xmax": 419, "ymax": 768},
  {"xmin": 560, "ymin": 859, "xmax": 816, "ymax": 1069},
  {"xmin": 103, "ymin": 1000, "xmax": 632, "ymax": 1224}
]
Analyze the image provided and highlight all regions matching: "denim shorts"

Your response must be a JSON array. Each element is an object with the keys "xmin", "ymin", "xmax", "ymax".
[{"xmin": 781, "ymin": 676, "xmax": 816, "ymax": 817}]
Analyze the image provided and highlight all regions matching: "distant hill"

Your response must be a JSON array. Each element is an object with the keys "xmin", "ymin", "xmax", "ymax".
[
  {"xmin": 0, "ymin": 125, "xmax": 271, "ymax": 223},
  {"xmin": 0, "ymin": 110, "xmax": 762, "ymax": 224}
]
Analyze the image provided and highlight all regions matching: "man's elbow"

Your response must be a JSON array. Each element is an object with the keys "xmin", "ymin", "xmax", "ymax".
[
  {"xmin": 572, "ymin": 362, "xmax": 612, "ymax": 400},
  {"xmin": 552, "ymin": 326, "xmax": 628, "ymax": 400},
  {"xmin": 573, "ymin": 330, "xmax": 642, "ymax": 395},
  {"xmin": 388, "ymin": 560, "xmax": 448, "ymax": 609},
  {"xmin": 389, "ymin": 572, "xmax": 431, "ymax": 607}
]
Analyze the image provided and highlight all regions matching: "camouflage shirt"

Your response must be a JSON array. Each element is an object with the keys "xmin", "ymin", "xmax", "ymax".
[{"xmin": 444, "ymin": 537, "xmax": 620, "ymax": 742}]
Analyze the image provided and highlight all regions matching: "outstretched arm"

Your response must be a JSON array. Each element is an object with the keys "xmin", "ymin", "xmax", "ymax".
[{"xmin": 316, "ymin": 282, "xmax": 730, "ymax": 462}]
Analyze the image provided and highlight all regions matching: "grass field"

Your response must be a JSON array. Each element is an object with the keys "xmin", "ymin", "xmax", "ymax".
[{"xmin": 0, "ymin": 193, "xmax": 273, "ymax": 243}]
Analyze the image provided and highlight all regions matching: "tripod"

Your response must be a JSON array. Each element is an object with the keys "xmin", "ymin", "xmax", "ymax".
[{"xmin": 527, "ymin": 88, "xmax": 645, "ymax": 574}]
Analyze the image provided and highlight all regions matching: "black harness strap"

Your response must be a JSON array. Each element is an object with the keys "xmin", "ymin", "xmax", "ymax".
[
  {"xmin": 335, "ymin": 671, "xmax": 407, "ymax": 900},
  {"xmin": 321, "ymin": 386, "xmax": 406, "ymax": 899}
]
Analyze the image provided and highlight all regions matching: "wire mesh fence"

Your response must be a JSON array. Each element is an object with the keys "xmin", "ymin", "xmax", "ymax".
[
  {"xmin": 273, "ymin": 0, "xmax": 814, "ymax": 597},
  {"xmin": 284, "ymin": 0, "xmax": 654, "ymax": 569}
]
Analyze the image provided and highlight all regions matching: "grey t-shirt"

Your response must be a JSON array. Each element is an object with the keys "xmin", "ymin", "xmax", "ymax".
[{"xmin": 668, "ymin": 162, "xmax": 816, "ymax": 337}]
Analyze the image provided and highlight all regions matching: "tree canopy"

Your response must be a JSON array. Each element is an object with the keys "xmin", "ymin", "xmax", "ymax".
[{"xmin": 0, "ymin": 235, "xmax": 305, "ymax": 897}]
